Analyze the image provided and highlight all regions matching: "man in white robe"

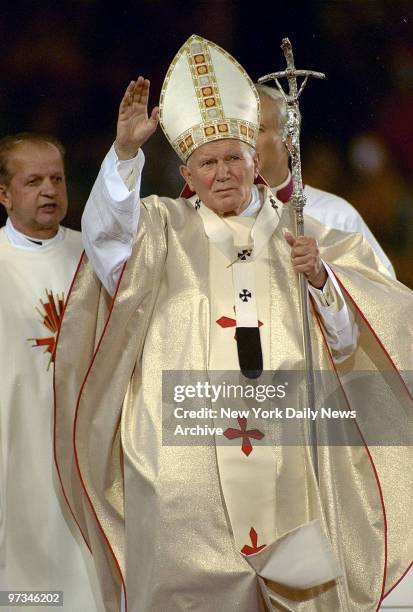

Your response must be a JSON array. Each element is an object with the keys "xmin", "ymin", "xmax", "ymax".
[
  {"xmin": 0, "ymin": 133, "xmax": 103, "ymax": 610},
  {"xmin": 54, "ymin": 36, "xmax": 413, "ymax": 612},
  {"xmin": 255, "ymin": 84, "xmax": 395, "ymax": 277}
]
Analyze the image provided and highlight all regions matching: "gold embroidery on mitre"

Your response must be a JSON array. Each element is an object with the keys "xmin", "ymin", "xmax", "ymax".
[
  {"xmin": 159, "ymin": 35, "xmax": 260, "ymax": 161},
  {"xmin": 187, "ymin": 37, "xmax": 225, "ymax": 125},
  {"xmin": 175, "ymin": 118, "xmax": 258, "ymax": 161}
]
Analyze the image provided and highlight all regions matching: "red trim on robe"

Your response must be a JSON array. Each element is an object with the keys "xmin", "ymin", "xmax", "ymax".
[
  {"xmin": 309, "ymin": 286, "xmax": 389, "ymax": 611},
  {"xmin": 53, "ymin": 251, "xmax": 129, "ymax": 612}
]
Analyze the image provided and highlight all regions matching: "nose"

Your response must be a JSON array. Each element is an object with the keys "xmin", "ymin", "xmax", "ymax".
[
  {"xmin": 41, "ymin": 177, "xmax": 57, "ymax": 197},
  {"xmin": 215, "ymin": 160, "xmax": 230, "ymax": 181}
]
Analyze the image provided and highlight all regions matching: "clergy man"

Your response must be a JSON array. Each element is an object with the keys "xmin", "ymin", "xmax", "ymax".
[
  {"xmin": 54, "ymin": 36, "xmax": 413, "ymax": 612},
  {"xmin": 0, "ymin": 132, "xmax": 103, "ymax": 610}
]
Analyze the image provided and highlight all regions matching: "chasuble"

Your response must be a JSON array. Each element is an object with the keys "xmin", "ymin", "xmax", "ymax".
[
  {"xmin": 54, "ymin": 181, "xmax": 413, "ymax": 611},
  {"xmin": 0, "ymin": 226, "xmax": 103, "ymax": 610}
]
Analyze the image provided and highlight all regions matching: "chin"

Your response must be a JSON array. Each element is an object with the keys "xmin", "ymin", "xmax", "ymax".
[
  {"xmin": 217, "ymin": 198, "xmax": 244, "ymax": 213},
  {"xmin": 38, "ymin": 212, "xmax": 64, "ymax": 225},
  {"xmin": 216, "ymin": 205, "xmax": 239, "ymax": 216}
]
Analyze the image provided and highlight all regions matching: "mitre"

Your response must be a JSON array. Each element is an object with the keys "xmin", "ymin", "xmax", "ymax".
[{"xmin": 159, "ymin": 34, "xmax": 260, "ymax": 161}]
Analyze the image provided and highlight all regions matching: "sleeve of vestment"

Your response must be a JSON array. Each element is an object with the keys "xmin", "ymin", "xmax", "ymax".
[
  {"xmin": 350, "ymin": 213, "xmax": 396, "ymax": 278},
  {"xmin": 309, "ymin": 262, "xmax": 359, "ymax": 363},
  {"xmin": 81, "ymin": 144, "xmax": 145, "ymax": 295}
]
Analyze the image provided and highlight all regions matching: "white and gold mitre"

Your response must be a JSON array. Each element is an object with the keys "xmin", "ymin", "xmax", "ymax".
[{"xmin": 159, "ymin": 34, "xmax": 260, "ymax": 161}]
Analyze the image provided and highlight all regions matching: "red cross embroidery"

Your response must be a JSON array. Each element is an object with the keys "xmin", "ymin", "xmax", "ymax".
[
  {"xmin": 223, "ymin": 417, "xmax": 264, "ymax": 456},
  {"xmin": 241, "ymin": 527, "xmax": 266, "ymax": 555},
  {"xmin": 216, "ymin": 312, "xmax": 263, "ymax": 339}
]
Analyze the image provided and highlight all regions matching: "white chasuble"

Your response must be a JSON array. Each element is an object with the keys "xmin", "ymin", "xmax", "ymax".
[
  {"xmin": 54, "ymin": 184, "xmax": 413, "ymax": 612},
  {"xmin": 0, "ymin": 228, "xmax": 103, "ymax": 611}
]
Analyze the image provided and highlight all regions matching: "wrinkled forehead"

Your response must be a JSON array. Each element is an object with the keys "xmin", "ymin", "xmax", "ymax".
[
  {"xmin": 7, "ymin": 142, "xmax": 64, "ymax": 174},
  {"xmin": 187, "ymin": 137, "xmax": 256, "ymax": 163}
]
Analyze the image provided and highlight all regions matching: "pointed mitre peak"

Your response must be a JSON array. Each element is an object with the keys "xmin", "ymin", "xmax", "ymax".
[{"xmin": 159, "ymin": 34, "xmax": 260, "ymax": 161}]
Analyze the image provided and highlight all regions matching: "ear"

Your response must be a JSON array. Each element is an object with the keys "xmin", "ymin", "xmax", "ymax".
[
  {"xmin": 179, "ymin": 164, "xmax": 194, "ymax": 190},
  {"xmin": 252, "ymin": 150, "xmax": 259, "ymax": 179},
  {"xmin": 0, "ymin": 184, "xmax": 12, "ymax": 212}
]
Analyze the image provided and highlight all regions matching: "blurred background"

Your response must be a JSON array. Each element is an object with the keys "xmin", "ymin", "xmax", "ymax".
[{"xmin": 1, "ymin": 0, "xmax": 412, "ymax": 286}]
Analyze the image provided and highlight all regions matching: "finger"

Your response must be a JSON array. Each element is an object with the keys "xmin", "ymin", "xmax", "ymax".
[
  {"xmin": 292, "ymin": 247, "xmax": 319, "ymax": 262},
  {"xmin": 292, "ymin": 255, "xmax": 319, "ymax": 271},
  {"xmin": 283, "ymin": 229, "xmax": 295, "ymax": 247},
  {"xmin": 133, "ymin": 77, "xmax": 150, "ymax": 105},
  {"xmin": 128, "ymin": 76, "xmax": 144, "ymax": 103},
  {"xmin": 292, "ymin": 261, "xmax": 314, "ymax": 272},
  {"xmin": 292, "ymin": 258, "xmax": 319, "ymax": 274},
  {"xmin": 149, "ymin": 106, "xmax": 160, "ymax": 124},
  {"xmin": 291, "ymin": 242, "xmax": 319, "ymax": 258},
  {"xmin": 292, "ymin": 236, "xmax": 316, "ymax": 248},
  {"xmin": 119, "ymin": 80, "xmax": 136, "ymax": 111},
  {"xmin": 123, "ymin": 76, "xmax": 143, "ymax": 105},
  {"xmin": 292, "ymin": 256, "xmax": 321, "ymax": 275}
]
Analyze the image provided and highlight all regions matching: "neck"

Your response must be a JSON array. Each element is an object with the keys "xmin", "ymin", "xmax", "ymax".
[
  {"xmin": 269, "ymin": 168, "xmax": 289, "ymax": 189},
  {"xmin": 8, "ymin": 219, "xmax": 59, "ymax": 240},
  {"xmin": 220, "ymin": 202, "xmax": 248, "ymax": 217}
]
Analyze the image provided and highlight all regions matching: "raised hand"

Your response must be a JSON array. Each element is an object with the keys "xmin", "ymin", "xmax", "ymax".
[
  {"xmin": 115, "ymin": 76, "xmax": 159, "ymax": 160},
  {"xmin": 284, "ymin": 231, "xmax": 327, "ymax": 288}
]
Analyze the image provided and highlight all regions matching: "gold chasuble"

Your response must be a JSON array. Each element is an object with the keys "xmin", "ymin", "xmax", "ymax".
[
  {"xmin": 54, "ymin": 187, "xmax": 413, "ymax": 612},
  {"xmin": 0, "ymin": 227, "xmax": 103, "ymax": 610}
]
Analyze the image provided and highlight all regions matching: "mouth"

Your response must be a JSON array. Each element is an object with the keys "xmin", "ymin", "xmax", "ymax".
[
  {"xmin": 39, "ymin": 204, "xmax": 58, "ymax": 213},
  {"xmin": 215, "ymin": 187, "xmax": 236, "ymax": 194}
]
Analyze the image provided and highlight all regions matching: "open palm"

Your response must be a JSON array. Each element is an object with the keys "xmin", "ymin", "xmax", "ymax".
[{"xmin": 115, "ymin": 76, "xmax": 159, "ymax": 160}]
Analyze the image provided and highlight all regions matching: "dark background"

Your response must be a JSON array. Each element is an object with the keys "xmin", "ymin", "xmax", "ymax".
[{"xmin": 1, "ymin": 0, "xmax": 412, "ymax": 285}]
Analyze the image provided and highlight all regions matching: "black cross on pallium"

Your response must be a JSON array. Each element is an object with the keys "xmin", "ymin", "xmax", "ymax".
[
  {"xmin": 239, "ymin": 289, "xmax": 252, "ymax": 302},
  {"xmin": 237, "ymin": 248, "xmax": 252, "ymax": 261},
  {"xmin": 194, "ymin": 198, "xmax": 201, "ymax": 210},
  {"xmin": 269, "ymin": 196, "xmax": 278, "ymax": 210}
]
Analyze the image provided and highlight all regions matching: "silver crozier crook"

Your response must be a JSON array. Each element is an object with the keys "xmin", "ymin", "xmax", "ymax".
[{"xmin": 258, "ymin": 38, "xmax": 325, "ymax": 482}]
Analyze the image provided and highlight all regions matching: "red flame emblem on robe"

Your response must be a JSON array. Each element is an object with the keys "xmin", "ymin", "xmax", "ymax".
[{"xmin": 28, "ymin": 290, "xmax": 65, "ymax": 369}]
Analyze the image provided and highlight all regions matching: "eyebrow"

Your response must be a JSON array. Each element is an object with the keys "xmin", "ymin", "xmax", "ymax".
[
  {"xmin": 25, "ymin": 172, "xmax": 64, "ymax": 179},
  {"xmin": 197, "ymin": 156, "xmax": 215, "ymax": 163}
]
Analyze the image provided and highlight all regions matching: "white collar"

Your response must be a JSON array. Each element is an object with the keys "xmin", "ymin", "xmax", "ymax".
[
  {"xmin": 239, "ymin": 185, "xmax": 261, "ymax": 217},
  {"xmin": 192, "ymin": 185, "xmax": 282, "ymax": 263},
  {"xmin": 5, "ymin": 218, "xmax": 65, "ymax": 251}
]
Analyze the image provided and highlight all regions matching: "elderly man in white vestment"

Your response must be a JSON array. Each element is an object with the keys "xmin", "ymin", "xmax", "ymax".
[
  {"xmin": 54, "ymin": 36, "xmax": 413, "ymax": 612},
  {"xmin": 254, "ymin": 84, "xmax": 395, "ymax": 277},
  {"xmin": 0, "ymin": 133, "xmax": 103, "ymax": 610}
]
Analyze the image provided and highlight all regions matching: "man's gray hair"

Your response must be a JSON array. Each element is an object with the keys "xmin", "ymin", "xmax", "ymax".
[{"xmin": 255, "ymin": 84, "xmax": 288, "ymax": 136}]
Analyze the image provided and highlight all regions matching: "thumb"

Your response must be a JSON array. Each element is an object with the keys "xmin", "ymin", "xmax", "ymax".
[
  {"xmin": 283, "ymin": 228, "xmax": 295, "ymax": 247},
  {"xmin": 150, "ymin": 106, "xmax": 160, "ymax": 124}
]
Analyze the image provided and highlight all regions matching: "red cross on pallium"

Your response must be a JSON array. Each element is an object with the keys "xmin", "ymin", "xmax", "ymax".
[
  {"xmin": 241, "ymin": 527, "xmax": 266, "ymax": 555},
  {"xmin": 216, "ymin": 313, "xmax": 263, "ymax": 339},
  {"xmin": 223, "ymin": 417, "xmax": 264, "ymax": 456}
]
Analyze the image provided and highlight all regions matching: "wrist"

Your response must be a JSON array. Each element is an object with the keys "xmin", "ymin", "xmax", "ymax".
[
  {"xmin": 309, "ymin": 267, "xmax": 327, "ymax": 289},
  {"xmin": 114, "ymin": 142, "xmax": 140, "ymax": 161}
]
